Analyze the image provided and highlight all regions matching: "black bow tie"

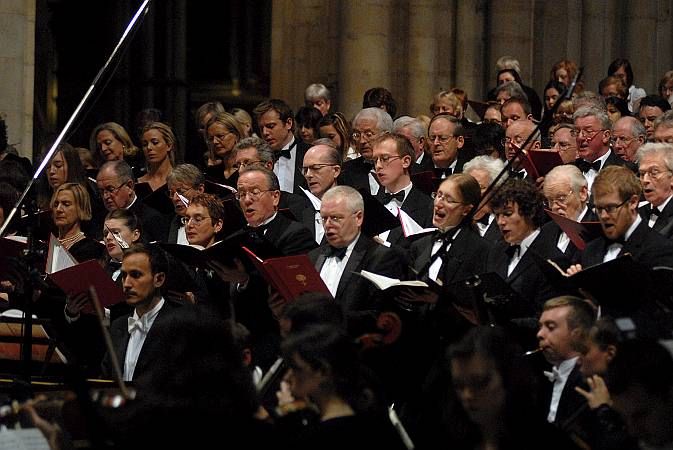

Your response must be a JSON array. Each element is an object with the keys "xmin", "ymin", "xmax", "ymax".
[
  {"xmin": 433, "ymin": 230, "xmax": 454, "ymax": 244},
  {"xmin": 381, "ymin": 190, "xmax": 406, "ymax": 204},
  {"xmin": 476, "ymin": 214, "xmax": 491, "ymax": 226},
  {"xmin": 508, "ymin": 169, "xmax": 526, "ymax": 179},
  {"xmin": 326, "ymin": 245, "xmax": 347, "ymax": 259},
  {"xmin": 647, "ymin": 204, "xmax": 661, "ymax": 217},
  {"xmin": 505, "ymin": 244, "xmax": 521, "ymax": 259},
  {"xmin": 276, "ymin": 149, "xmax": 292, "ymax": 160},
  {"xmin": 607, "ymin": 236, "xmax": 625, "ymax": 246},
  {"xmin": 108, "ymin": 259, "xmax": 122, "ymax": 270},
  {"xmin": 576, "ymin": 159, "xmax": 602, "ymax": 173},
  {"xmin": 247, "ymin": 224, "xmax": 268, "ymax": 240},
  {"xmin": 434, "ymin": 167, "xmax": 453, "ymax": 179}
]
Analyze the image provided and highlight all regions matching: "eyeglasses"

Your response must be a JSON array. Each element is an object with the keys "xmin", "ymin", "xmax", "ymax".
[
  {"xmin": 301, "ymin": 164, "xmax": 338, "ymax": 175},
  {"xmin": 351, "ymin": 130, "xmax": 379, "ymax": 141},
  {"xmin": 593, "ymin": 198, "xmax": 629, "ymax": 215},
  {"xmin": 571, "ymin": 129, "xmax": 606, "ymax": 140},
  {"xmin": 234, "ymin": 189, "xmax": 275, "ymax": 201},
  {"xmin": 233, "ymin": 160, "xmax": 263, "ymax": 170},
  {"xmin": 372, "ymin": 155, "xmax": 402, "ymax": 166},
  {"xmin": 431, "ymin": 191, "xmax": 464, "ymax": 204},
  {"xmin": 638, "ymin": 168, "xmax": 672, "ymax": 180},
  {"xmin": 166, "ymin": 187, "xmax": 193, "ymax": 198},
  {"xmin": 610, "ymin": 135, "xmax": 635, "ymax": 146},
  {"xmin": 208, "ymin": 132, "xmax": 234, "ymax": 143},
  {"xmin": 552, "ymin": 141, "xmax": 574, "ymax": 150},
  {"xmin": 429, "ymin": 135, "xmax": 457, "ymax": 144},
  {"xmin": 181, "ymin": 215, "xmax": 211, "ymax": 226},
  {"xmin": 98, "ymin": 183, "xmax": 126, "ymax": 196},
  {"xmin": 317, "ymin": 212, "xmax": 359, "ymax": 225},
  {"xmin": 544, "ymin": 189, "xmax": 574, "ymax": 208},
  {"xmin": 501, "ymin": 136, "xmax": 525, "ymax": 147}
]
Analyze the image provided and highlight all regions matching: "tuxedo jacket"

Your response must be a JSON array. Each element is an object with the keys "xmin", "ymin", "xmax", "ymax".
[
  {"xmin": 410, "ymin": 226, "xmax": 492, "ymax": 287},
  {"xmin": 579, "ymin": 220, "xmax": 673, "ymax": 269},
  {"xmin": 167, "ymin": 215, "xmax": 182, "ymax": 244},
  {"xmin": 481, "ymin": 218, "xmax": 503, "ymax": 243},
  {"xmin": 279, "ymin": 190, "xmax": 313, "ymax": 226},
  {"xmin": 308, "ymin": 234, "xmax": 406, "ymax": 335},
  {"xmin": 412, "ymin": 153, "xmax": 434, "ymax": 173},
  {"xmin": 129, "ymin": 200, "xmax": 170, "ymax": 243},
  {"xmin": 486, "ymin": 231, "xmax": 571, "ymax": 313},
  {"xmin": 639, "ymin": 199, "xmax": 673, "ymax": 239},
  {"xmin": 288, "ymin": 139, "xmax": 310, "ymax": 193},
  {"xmin": 338, "ymin": 156, "xmax": 377, "ymax": 193},
  {"xmin": 542, "ymin": 362, "xmax": 590, "ymax": 433},
  {"xmin": 573, "ymin": 150, "xmax": 637, "ymax": 175},
  {"xmin": 540, "ymin": 209, "xmax": 598, "ymax": 261},
  {"xmin": 376, "ymin": 185, "xmax": 433, "ymax": 246},
  {"xmin": 101, "ymin": 299, "xmax": 183, "ymax": 381}
]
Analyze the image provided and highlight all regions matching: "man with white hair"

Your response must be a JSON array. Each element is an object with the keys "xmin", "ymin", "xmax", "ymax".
[
  {"xmin": 393, "ymin": 116, "xmax": 432, "ymax": 171},
  {"xmin": 462, "ymin": 155, "xmax": 504, "ymax": 242},
  {"xmin": 304, "ymin": 83, "xmax": 331, "ymax": 116},
  {"xmin": 339, "ymin": 107, "xmax": 393, "ymax": 194},
  {"xmin": 611, "ymin": 116, "xmax": 646, "ymax": 163},
  {"xmin": 653, "ymin": 110, "xmax": 673, "ymax": 144},
  {"xmin": 636, "ymin": 143, "xmax": 673, "ymax": 237}
]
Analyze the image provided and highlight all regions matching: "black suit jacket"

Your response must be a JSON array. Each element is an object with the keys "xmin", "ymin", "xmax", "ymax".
[
  {"xmin": 574, "ymin": 150, "xmax": 637, "ymax": 175},
  {"xmin": 541, "ymin": 362, "xmax": 589, "ymax": 431},
  {"xmin": 308, "ymin": 234, "xmax": 405, "ymax": 335},
  {"xmin": 410, "ymin": 226, "xmax": 492, "ymax": 286},
  {"xmin": 338, "ymin": 156, "xmax": 377, "ymax": 193},
  {"xmin": 167, "ymin": 215, "xmax": 182, "ymax": 244},
  {"xmin": 129, "ymin": 199, "xmax": 170, "ymax": 243},
  {"xmin": 580, "ymin": 220, "xmax": 673, "ymax": 269},
  {"xmin": 540, "ymin": 209, "xmax": 598, "ymax": 261},
  {"xmin": 486, "ymin": 231, "xmax": 571, "ymax": 313},
  {"xmin": 376, "ymin": 185, "xmax": 433, "ymax": 246},
  {"xmin": 481, "ymin": 217, "xmax": 503, "ymax": 243},
  {"xmin": 639, "ymin": 199, "xmax": 673, "ymax": 239},
  {"xmin": 101, "ymin": 299, "xmax": 183, "ymax": 381}
]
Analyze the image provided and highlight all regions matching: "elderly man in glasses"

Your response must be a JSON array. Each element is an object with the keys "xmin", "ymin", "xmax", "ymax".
[
  {"xmin": 428, "ymin": 113, "xmax": 471, "ymax": 179},
  {"xmin": 636, "ymin": 143, "xmax": 673, "ymax": 238}
]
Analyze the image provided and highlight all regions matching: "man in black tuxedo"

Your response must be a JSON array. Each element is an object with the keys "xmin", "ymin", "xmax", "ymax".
[
  {"xmin": 393, "ymin": 116, "xmax": 433, "ymax": 172},
  {"xmin": 570, "ymin": 166, "xmax": 673, "ymax": 271},
  {"xmin": 300, "ymin": 140, "xmax": 342, "ymax": 243},
  {"xmin": 308, "ymin": 185, "xmax": 405, "ymax": 335},
  {"xmin": 504, "ymin": 118, "xmax": 540, "ymax": 180},
  {"xmin": 96, "ymin": 160, "xmax": 169, "ymax": 243},
  {"xmin": 166, "ymin": 164, "xmax": 205, "ymax": 244},
  {"xmin": 102, "ymin": 243, "xmax": 183, "ymax": 382},
  {"xmin": 252, "ymin": 99, "xmax": 308, "ymax": 193},
  {"xmin": 338, "ymin": 107, "xmax": 392, "ymax": 194},
  {"xmin": 536, "ymin": 296, "xmax": 595, "ymax": 433},
  {"xmin": 541, "ymin": 165, "xmax": 595, "ymax": 261},
  {"xmin": 486, "ymin": 179, "xmax": 570, "ymax": 312},
  {"xmin": 428, "ymin": 114, "xmax": 472, "ymax": 179},
  {"xmin": 636, "ymin": 143, "xmax": 673, "ymax": 238},
  {"xmin": 462, "ymin": 155, "xmax": 505, "ymax": 242},
  {"xmin": 372, "ymin": 133, "xmax": 433, "ymax": 247},
  {"xmin": 572, "ymin": 105, "xmax": 634, "ymax": 192}
]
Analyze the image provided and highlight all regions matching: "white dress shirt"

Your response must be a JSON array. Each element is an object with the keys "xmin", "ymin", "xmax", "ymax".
[
  {"xmin": 319, "ymin": 233, "xmax": 360, "ymax": 297},
  {"xmin": 547, "ymin": 356, "xmax": 579, "ymax": 423},
  {"xmin": 428, "ymin": 228, "xmax": 460, "ymax": 281},
  {"xmin": 582, "ymin": 150, "xmax": 612, "ymax": 191},
  {"xmin": 557, "ymin": 206, "xmax": 589, "ymax": 253},
  {"xmin": 377, "ymin": 183, "xmax": 413, "ymax": 244},
  {"xmin": 507, "ymin": 229, "xmax": 540, "ymax": 276},
  {"xmin": 273, "ymin": 137, "xmax": 298, "ymax": 193},
  {"xmin": 648, "ymin": 194, "xmax": 672, "ymax": 228},
  {"xmin": 603, "ymin": 215, "xmax": 641, "ymax": 263},
  {"xmin": 124, "ymin": 297, "xmax": 165, "ymax": 382},
  {"xmin": 300, "ymin": 187, "xmax": 324, "ymax": 244}
]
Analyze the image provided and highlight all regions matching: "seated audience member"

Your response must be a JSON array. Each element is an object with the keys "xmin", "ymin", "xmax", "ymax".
[
  {"xmin": 607, "ymin": 338, "xmax": 673, "ymax": 450},
  {"xmin": 486, "ymin": 179, "xmax": 570, "ymax": 311},
  {"xmin": 96, "ymin": 160, "xmax": 169, "ymax": 243},
  {"xmin": 318, "ymin": 112, "xmax": 355, "ymax": 161},
  {"xmin": 636, "ymin": 143, "xmax": 673, "ymax": 237},
  {"xmin": 410, "ymin": 173, "xmax": 492, "ymax": 286},
  {"xmin": 308, "ymin": 185, "xmax": 406, "ymax": 336},
  {"xmin": 541, "ymin": 165, "xmax": 594, "ymax": 260},
  {"xmin": 137, "ymin": 122, "xmax": 176, "ymax": 192},
  {"xmin": 611, "ymin": 116, "xmax": 646, "ymax": 162},
  {"xmin": 393, "ymin": 116, "xmax": 432, "ymax": 170},
  {"xmin": 362, "ymin": 86, "xmax": 397, "ymax": 119},
  {"xmin": 653, "ymin": 109, "xmax": 673, "ymax": 144},
  {"xmin": 550, "ymin": 123, "xmax": 579, "ymax": 164},
  {"xmin": 462, "ymin": 156, "xmax": 505, "ymax": 241},
  {"xmin": 536, "ymin": 297, "xmax": 596, "ymax": 436},
  {"xmin": 428, "ymin": 114, "xmax": 471, "ymax": 179},
  {"xmin": 295, "ymin": 106, "xmax": 322, "ymax": 146},
  {"xmin": 638, "ymin": 95, "xmax": 671, "ymax": 141},
  {"xmin": 166, "ymin": 164, "xmax": 205, "ymax": 244},
  {"xmin": 372, "ymin": 133, "xmax": 433, "ymax": 247},
  {"xmin": 608, "ymin": 57, "xmax": 647, "ymax": 113},
  {"xmin": 570, "ymin": 165, "xmax": 673, "ymax": 270},
  {"xmin": 101, "ymin": 243, "xmax": 183, "ymax": 382},
  {"xmin": 339, "ymin": 107, "xmax": 393, "ymax": 194},
  {"xmin": 304, "ymin": 83, "xmax": 332, "ymax": 116}
]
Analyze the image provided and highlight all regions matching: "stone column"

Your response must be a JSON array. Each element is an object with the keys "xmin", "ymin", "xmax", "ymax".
[
  {"xmin": 624, "ymin": 0, "xmax": 664, "ymax": 93},
  {"xmin": 338, "ymin": 0, "xmax": 393, "ymax": 119},
  {"xmin": 406, "ymin": 0, "xmax": 438, "ymax": 117},
  {"xmin": 0, "ymin": 0, "xmax": 35, "ymax": 159},
  {"xmin": 488, "ymin": 0, "xmax": 534, "ymax": 85},
  {"xmin": 455, "ymin": 0, "xmax": 487, "ymax": 107}
]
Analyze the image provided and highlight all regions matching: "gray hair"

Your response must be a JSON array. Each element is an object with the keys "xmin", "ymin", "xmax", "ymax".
[
  {"xmin": 235, "ymin": 136, "xmax": 274, "ymax": 164},
  {"xmin": 654, "ymin": 110, "xmax": 673, "ymax": 131},
  {"xmin": 545, "ymin": 165, "xmax": 588, "ymax": 192},
  {"xmin": 322, "ymin": 185, "xmax": 364, "ymax": 213},
  {"xmin": 495, "ymin": 55, "xmax": 521, "ymax": 74},
  {"xmin": 100, "ymin": 160, "xmax": 133, "ymax": 184},
  {"xmin": 305, "ymin": 83, "xmax": 331, "ymax": 102},
  {"xmin": 238, "ymin": 166, "xmax": 280, "ymax": 191},
  {"xmin": 353, "ymin": 107, "xmax": 393, "ymax": 133},
  {"xmin": 167, "ymin": 163, "xmax": 205, "ymax": 187},
  {"xmin": 494, "ymin": 81, "xmax": 528, "ymax": 101},
  {"xmin": 573, "ymin": 105, "xmax": 612, "ymax": 131},
  {"xmin": 392, "ymin": 116, "xmax": 427, "ymax": 139},
  {"xmin": 462, "ymin": 155, "xmax": 505, "ymax": 186},
  {"xmin": 311, "ymin": 138, "xmax": 339, "ymax": 151},
  {"xmin": 573, "ymin": 91, "xmax": 607, "ymax": 111},
  {"xmin": 617, "ymin": 116, "xmax": 647, "ymax": 138},
  {"xmin": 635, "ymin": 143, "xmax": 673, "ymax": 171}
]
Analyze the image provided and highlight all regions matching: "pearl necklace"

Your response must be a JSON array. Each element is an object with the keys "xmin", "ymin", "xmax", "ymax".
[{"xmin": 59, "ymin": 231, "xmax": 85, "ymax": 249}]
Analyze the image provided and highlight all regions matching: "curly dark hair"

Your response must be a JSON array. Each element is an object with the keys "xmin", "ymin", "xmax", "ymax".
[{"xmin": 490, "ymin": 179, "xmax": 546, "ymax": 228}]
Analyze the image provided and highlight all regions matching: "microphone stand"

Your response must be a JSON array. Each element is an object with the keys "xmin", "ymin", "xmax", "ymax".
[{"xmin": 0, "ymin": 0, "xmax": 153, "ymax": 409}]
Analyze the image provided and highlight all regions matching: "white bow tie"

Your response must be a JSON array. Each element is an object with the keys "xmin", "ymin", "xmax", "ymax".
[
  {"xmin": 543, "ymin": 367, "xmax": 562, "ymax": 383},
  {"xmin": 127, "ymin": 316, "xmax": 148, "ymax": 334}
]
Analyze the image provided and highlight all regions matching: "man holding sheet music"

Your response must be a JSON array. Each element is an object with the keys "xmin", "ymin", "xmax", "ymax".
[
  {"xmin": 372, "ymin": 133, "xmax": 433, "ymax": 247},
  {"xmin": 308, "ymin": 186, "xmax": 405, "ymax": 335},
  {"xmin": 504, "ymin": 119, "xmax": 540, "ymax": 179}
]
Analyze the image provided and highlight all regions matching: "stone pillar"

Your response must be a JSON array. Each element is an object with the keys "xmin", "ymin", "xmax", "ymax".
[
  {"xmin": 624, "ymin": 0, "xmax": 663, "ymax": 93},
  {"xmin": 406, "ymin": 0, "xmax": 438, "ymax": 117},
  {"xmin": 0, "ymin": 0, "xmax": 35, "ymax": 159},
  {"xmin": 580, "ymin": 0, "xmax": 619, "ymax": 92},
  {"xmin": 455, "ymin": 0, "xmax": 487, "ymax": 107},
  {"xmin": 338, "ymin": 0, "xmax": 393, "ymax": 119},
  {"xmin": 488, "ymin": 0, "xmax": 534, "ymax": 85}
]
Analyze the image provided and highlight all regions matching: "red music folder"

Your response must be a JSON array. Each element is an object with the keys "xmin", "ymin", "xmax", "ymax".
[
  {"xmin": 519, "ymin": 149, "xmax": 564, "ymax": 179},
  {"xmin": 545, "ymin": 209, "xmax": 603, "ymax": 250},
  {"xmin": 48, "ymin": 259, "xmax": 125, "ymax": 314},
  {"xmin": 241, "ymin": 246, "xmax": 330, "ymax": 302}
]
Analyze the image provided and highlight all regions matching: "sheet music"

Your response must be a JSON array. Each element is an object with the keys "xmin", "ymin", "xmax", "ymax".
[
  {"xmin": 44, "ymin": 234, "xmax": 77, "ymax": 274},
  {"xmin": 0, "ymin": 428, "xmax": 51, "ymax": 450}
]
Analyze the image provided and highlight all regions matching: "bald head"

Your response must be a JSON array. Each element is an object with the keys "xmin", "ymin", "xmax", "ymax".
[
  {"xmin": 302, "ymin": 144, "xmax": 342, "ymax": 198},
  {"xmin": 505, "ymin": 119, "xmax": 540, "ymax": 161}
]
